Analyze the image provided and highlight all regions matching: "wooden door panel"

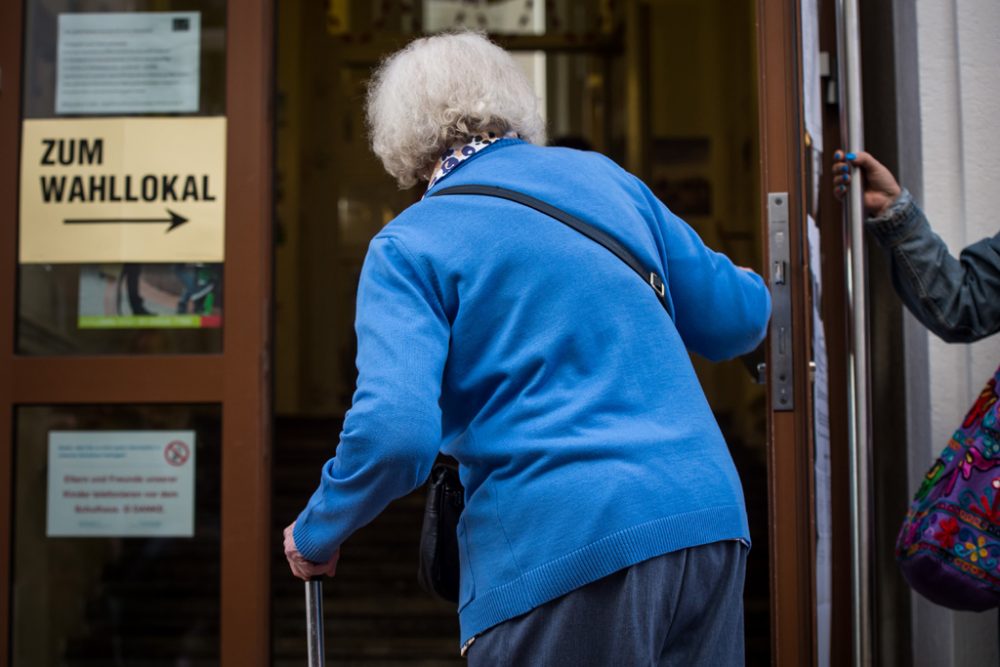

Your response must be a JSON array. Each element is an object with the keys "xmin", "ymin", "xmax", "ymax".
[{"xmin": 756, "ymin": 0, "xmax": 818, "ymax": 664}]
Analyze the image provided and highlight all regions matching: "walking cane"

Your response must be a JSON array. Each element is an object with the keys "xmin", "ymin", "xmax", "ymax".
[{"xmin": 305, "ymin": 577, "xmax": 325, "ymax": 667}]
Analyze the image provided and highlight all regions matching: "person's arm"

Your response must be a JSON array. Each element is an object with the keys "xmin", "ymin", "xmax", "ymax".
[
  {"xmin": 834, "ymin": 150, "xmax": 1000, "ymax": 343},
  {"xmin": 290, "ymin": 235, "xmax": 450, "ymax": 566},
  {"xmin": 867, "ymin": 191, "xmax": 1000, "ymax": 343},
  {"xmin": 635, "ymin": 179, "xmax": 772, "ymax": 361}
]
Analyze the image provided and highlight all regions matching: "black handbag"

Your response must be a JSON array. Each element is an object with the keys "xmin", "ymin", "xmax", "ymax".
[
  {"xmin": 416, "ymin": 184, "xmax": 674, "ymax": 603},
  {"xmin": 417, "ymin": 462, "xmax": 465, "ymax": 602}
]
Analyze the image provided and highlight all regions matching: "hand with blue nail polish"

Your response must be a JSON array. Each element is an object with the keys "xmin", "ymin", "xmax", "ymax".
[{"xmin": 832, "ymin": 149, "xmax": 902, "ymax": 216}]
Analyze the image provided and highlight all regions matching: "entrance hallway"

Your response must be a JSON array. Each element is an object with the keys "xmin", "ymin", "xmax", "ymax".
[{"xmin": 271, "ymin": 0, "xmax": 770, "ymax": 663}]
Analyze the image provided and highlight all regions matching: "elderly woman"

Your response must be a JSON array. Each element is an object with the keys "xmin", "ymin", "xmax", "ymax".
[{"xmin": 284, "ymin": 31, "xmax": 771, "ymax": 665}]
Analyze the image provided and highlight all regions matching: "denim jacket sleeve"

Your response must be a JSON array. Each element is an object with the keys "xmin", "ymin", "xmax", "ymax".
[{"xmin": 866, "ymin": 189, "xmax": 1000, "ymax": 343}]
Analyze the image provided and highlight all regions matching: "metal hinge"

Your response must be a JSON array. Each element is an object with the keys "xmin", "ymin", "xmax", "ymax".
[{"xmin": 820, "ymin": 51, "xmax": 838, "ymax": 105}]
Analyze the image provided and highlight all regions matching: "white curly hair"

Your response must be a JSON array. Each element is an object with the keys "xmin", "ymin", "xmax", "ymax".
[{"xmin": 365, "ymin": 31, "xmax": 546, "ymax": 189}]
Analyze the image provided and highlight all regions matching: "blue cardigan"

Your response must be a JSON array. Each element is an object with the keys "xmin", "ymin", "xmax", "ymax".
[{"xmin": 294, "ymin": 139, "xmax": 772, "ymax": 646}]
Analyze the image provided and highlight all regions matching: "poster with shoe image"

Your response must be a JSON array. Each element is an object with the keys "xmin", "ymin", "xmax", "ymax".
[{"xmin": 77, "ymin": 263, "xmax": 222, "ymax": 329}]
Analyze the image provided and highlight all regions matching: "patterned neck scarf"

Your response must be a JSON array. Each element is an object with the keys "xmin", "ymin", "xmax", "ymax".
[{"xmin": 426, "ymin": 129, "xmax": 519, "ymax": 191}]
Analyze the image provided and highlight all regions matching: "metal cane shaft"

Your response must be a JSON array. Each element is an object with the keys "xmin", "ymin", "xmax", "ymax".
[{"xmin": 305, "ymin": 579, "xmax": 325, "ymax": 667}]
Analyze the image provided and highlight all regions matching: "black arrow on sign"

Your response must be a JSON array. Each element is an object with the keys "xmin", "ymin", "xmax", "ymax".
[{"xmin": 64, "ymin": 209, "xmax": 189, "ymax": 232}]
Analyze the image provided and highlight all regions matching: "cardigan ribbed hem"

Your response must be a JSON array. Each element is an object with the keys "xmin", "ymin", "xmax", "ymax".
[
  {"xmin": 293, "ymin": 517, "xmax": 331, "ymax": 563},
  {"xmin": 457, "ymin": 503, "xmax": 749, "ymax": 647}
]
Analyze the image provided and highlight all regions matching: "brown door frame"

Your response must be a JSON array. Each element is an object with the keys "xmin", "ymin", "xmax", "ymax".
[
  {"xmin": 220, "ymin": 1, "xmax": 274, "ymax": 664},
  {"xmin": 757, "ymin": 0, "xmax": 818, "ymax": 664},
  {"xmin": 0, "ymin": 1, "xmax": 275, "ymax": 665},
  {"xmin": 0, "ymin": 1, "xmax": 22, "ymax": 662}
]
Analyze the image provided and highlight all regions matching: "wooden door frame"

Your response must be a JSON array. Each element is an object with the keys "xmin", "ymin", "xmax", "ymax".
[
  {"xmin": 0, "ymin": 0, "xmax": 22, "ymax": 661},
  {"xmin": 0, "ymin": 1, "xmax": 275, "ymax": 665},
  {"xmin": 220, "ymin": 1, "xmax": 274, "ymax": 664},
  {"xmin": 756, "ymin": 0, "xmax": 818, "ymax": 664}
]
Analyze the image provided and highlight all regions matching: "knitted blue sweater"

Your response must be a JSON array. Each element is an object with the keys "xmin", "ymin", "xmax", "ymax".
[{"xmin": 294, "ymin": 139, "xmax": 771, "ymax": 646}]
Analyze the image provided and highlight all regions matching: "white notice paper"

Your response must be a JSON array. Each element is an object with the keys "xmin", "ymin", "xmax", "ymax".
[
  {"xmin": 800, "ymin": 0, "xmax": 823, "ymax": 152},
  {"xmin": 57, "ymin": 12, "xmax": 200, "ymax": 115},
  {"xmin": 808, "ymin": 214, "xmax": 832, "ymax": 667},
  {"xmin": 47, "ymin": 431, "xmax": 196, "ymax": 537}
]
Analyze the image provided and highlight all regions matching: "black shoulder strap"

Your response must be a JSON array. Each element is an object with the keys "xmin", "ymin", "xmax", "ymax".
[{"xmin": 429, "ymin": 184, "xmax": 673, "ymax": 320}]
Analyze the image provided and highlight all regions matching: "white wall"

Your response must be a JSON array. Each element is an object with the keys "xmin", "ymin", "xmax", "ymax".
[
  {"xmin": 901, "ymin": 1, "xmax": 1000, "ymax": 664},
  {"xmin": 918, "ymin": 0, "xmax": 1000, "ymax": 454}
]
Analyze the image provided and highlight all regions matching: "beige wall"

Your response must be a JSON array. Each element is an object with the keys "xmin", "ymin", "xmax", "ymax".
[{"xmin": 904, "ymin": 1, "xmax": 1000, "ymax": 664}]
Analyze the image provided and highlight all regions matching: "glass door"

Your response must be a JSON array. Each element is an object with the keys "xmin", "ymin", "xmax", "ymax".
[{"xmin": 0, "ymin": 1, "xmax": 274, "ymax": 664}]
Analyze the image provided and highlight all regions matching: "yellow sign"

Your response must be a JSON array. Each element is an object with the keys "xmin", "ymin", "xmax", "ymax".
[{"xmin": 19, "ymin": 117, "xmax": 226, "ymax": 264}]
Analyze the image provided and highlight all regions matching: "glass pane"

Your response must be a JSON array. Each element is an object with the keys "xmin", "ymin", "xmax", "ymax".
[
  {"xmin": 11, "ymin": 405, "xmax": 221, "ymax": 666},
  {"xmin": 18, "ymin": 0, "xmax": 227, "ymax": 355},
  {"xmin": 18, "ymin": 263, "xmax": 223, "ymax": 355},
  {"xmin": 22, "ymin": 0, "xmax": 226, "ymax": 120},
  {"xmin": 322, "ymin": 1, "xmax": 616, "ymax": 37}
]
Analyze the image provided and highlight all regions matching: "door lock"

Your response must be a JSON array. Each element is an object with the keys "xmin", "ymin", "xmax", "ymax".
[{"xmin": 767, "ymin": 193, "xmax": 794, "ymax": 411}]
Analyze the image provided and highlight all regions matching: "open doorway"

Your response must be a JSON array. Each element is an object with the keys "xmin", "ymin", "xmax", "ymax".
[{"xmin": 271, "ymin": 1, "xmax": 767, "ymax": 663}]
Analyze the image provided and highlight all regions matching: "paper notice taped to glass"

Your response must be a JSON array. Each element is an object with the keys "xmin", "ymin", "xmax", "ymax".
[
  {"xmin": 57, "ymin": 12, "xmax": 200, "ymax": 115},
  {"xmin": 808, "ymin": 214, "xmax": 832, "ymax": 667},
  {"xmin": 18, "ymin": 117, "xmax": 226, "ymax": 264},
  {"xmin": 46, "ymin": 431, "xmax": 196, "ymax": 537}
]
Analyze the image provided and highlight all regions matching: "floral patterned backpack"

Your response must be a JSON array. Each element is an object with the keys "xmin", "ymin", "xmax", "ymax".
[{"xmin": 896, "ymin": 364, "xmax": 1000, "ymax": 610}]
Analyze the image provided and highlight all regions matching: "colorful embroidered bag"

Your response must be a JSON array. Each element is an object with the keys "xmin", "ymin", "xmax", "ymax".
[{"xmin": 896, "ymin": 364, "xmax": 1000, "ymax": 610}]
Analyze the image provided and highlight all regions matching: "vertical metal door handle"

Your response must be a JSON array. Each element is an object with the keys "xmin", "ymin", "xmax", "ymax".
[{"xmin": 836, "ymin": 0, "xmax": 874, "ymax": 664}]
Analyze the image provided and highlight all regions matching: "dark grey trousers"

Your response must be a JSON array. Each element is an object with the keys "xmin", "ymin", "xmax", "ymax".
[{"xmin": 467, "ymin": 540, "xmax": 748, "ymax": 666}]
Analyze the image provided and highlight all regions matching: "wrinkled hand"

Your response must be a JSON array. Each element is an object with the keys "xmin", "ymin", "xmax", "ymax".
[
  {"xmin": 283, "ymin": 521, "xmax": 340, "ymax": 581},
  {"xmin": 832, "ymin": 150, "xmax": 902, "ymax": 218}
]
